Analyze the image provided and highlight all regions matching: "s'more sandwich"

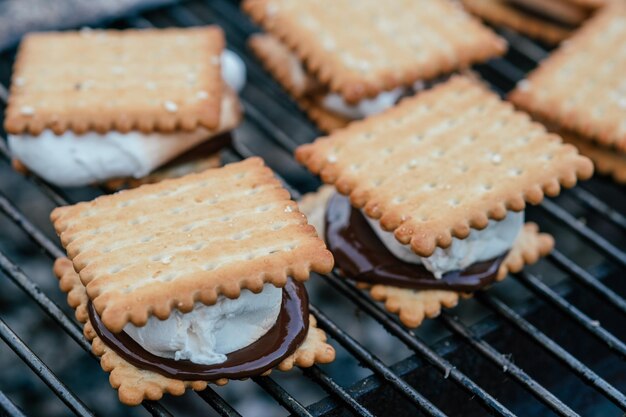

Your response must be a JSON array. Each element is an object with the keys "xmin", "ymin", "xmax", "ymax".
[
  {"xmin": 509, "ymin": 2, "xmax": 626, "ymax": 184},
  {"xmin": 242, "ymin": 0, "xmax": 507, "ymax": 132},
  {"xmin": 296, "ymin": 76, "xmax": 593, "ymax": 328},
  {"xmin": 5, "ymin": 27, "xmax": 247, "ymax": 189},
  {"xmin": 50, "ymin": 158, "xmax": 336, "ymax": 405},
  {"xmin": 462, "ymin": 0, "xmax": 606, "ymax": 45}
]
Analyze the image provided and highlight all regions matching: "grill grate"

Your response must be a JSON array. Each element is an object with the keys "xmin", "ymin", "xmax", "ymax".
[{"xmin": 0, "ymin": 1, "xmax": 624, "ymax": 416}]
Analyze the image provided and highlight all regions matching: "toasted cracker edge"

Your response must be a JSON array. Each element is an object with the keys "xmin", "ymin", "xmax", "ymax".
[
  {"xmin": 54, "ymin": 257, "xmax": 336, "ymax": 406},
  {"xmin": 369, "ymin": 221, "xmax": 553, "ymax": 328}
]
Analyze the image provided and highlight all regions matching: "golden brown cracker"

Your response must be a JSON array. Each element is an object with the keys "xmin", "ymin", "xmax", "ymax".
[
  {"xmin": 496, "ymin": 222, "xmax": 554, "ymax": 280},
  {"xmin": 51, "ymin": 158, "xmax": 334, "ymax": 332},
  {"xmin": 296, "ymin": 76, "xmax": 593, "ymax": 258},
  {"xmin": 461, "ymin": 0, "xmax": 571, "ymax": 45},
  {"xmin": 509, "ymin": 2, "xmax": 626, "ymax": 152},
  {"xmin": 560, "ymin": 129, "xmax": 626, "ymax": 184},
  {"xmin": 243, "ymin": 0, "xmax": 506, "ymax": 103},
  {"xmin": 54, "ymin": 257, "xmax": 336, "ymax": 406},
  {"xmin": 248, "ymin": 34, "xmax": 350, "ymax": 132},
  {"xmin": 369, "ymin": 221, "xmax": 553, "ymax": 328},
  {"xmin": 5, "ymin": 27, "xmax": 225, "ymax": 135}
]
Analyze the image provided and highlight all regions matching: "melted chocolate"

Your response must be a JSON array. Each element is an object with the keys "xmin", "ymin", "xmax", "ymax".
[
  {"xmin": 88, "ymin": 278, "xmax": 309, "ymax": 381},
  {"xmin": 325, "ymin": 194, "xmax": 505, "ymax": 292}
]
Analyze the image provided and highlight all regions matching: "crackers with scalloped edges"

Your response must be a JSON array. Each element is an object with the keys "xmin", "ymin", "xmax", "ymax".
[
  {"xmin": 53, "ymin": 258, "xmax": 335, "ymax": 406},
  {"xmin": 461, "ymin": 0, "xmax": 573, "ymax": 45},
  {"xmin": 558, "ymin": 129, "xmax": 626, "ymax": 184},
  {"xmin": 5, "ymin": 27, "xmax": 225, "ymax": 135},
  {"xmin": 509, "ymin": 2, "xmax": 626, "ymax": 152},
  {"xmin": 51, "ymin": 157, "xmax": 334, "ymax": 333},
  {"xmin": 296, "ymin": 76, "xmax": 593, "ymax": 258},
  {"xmin": 370, "ymin": 221, "xmax": 554, "ymax": 328},
  {"xmin": 297, "ymin": 185, "xmax": 554, "ymax": 328},
  {"xmin": 243, "ymin": 0, "xmax": 506, "ymax": 104}
]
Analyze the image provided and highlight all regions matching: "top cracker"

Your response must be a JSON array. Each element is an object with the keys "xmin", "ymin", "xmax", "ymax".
[
  {"xmin": 5, "ymin": 27, "xmax": 225, "ymax": 135},
  {"xmin": 51, "ymin": 158, "xmax": 334, "ymax": 332},
  {"xmin": 296, "ymin": 76, "xmax": 593, "ymax": 257},
  {"xmin": 509, "ymin": 2, "xmax": 626, "ymax": 152},
  {"xmin": 243, "ymin": 0, "xmax": 506, "ymax": 103}
]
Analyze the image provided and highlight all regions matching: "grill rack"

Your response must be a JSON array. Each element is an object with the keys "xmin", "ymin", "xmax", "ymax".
[{"xmin": 0, "ymin": 1, "xmax": 624, "ymax": 416}]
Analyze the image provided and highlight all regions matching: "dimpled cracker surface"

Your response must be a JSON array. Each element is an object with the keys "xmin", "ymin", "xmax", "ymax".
[
  {"xmin": 509, "ymin": 2, "xmax": 626, "ymax": 152},
  {"xmin": 5, "ymin": 27, "xmax": 225, "ymax": 135},
  {"xmin": 243, "ymin": 0, "xmax": 506, "ymax": 103},
  {"xmin": 296, "ymin": 76, "xmax": 593, "ymax": 257},
  {"xmin": 51, "ymin": 158, "xmax": 334, "ymax": 332}
]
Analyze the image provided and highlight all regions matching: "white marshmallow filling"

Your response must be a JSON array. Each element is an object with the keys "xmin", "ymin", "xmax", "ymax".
[
  {"xmin": 124, "ymin": 283, "xmax": 282, "ymax": 366},
  {"xmin": 270, "ymin": 35, "xmax": 426, "ymax": 120},
  {"xmin": 8, "ymin": 50, "xmax": 247, "ymax": 187},
  {"xmin": 364, "ymin": 211, "xmax": 524, "ymax": 279}
]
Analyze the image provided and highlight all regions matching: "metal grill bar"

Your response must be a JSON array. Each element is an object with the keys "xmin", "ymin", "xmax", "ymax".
[
  {"xmin": 477, "ymin": 292, "xmax": 626, "ymax": 409},
  {"xmin": 438, "ymin": 312, "xmax": 579, "ymax": 417},
  {"xmin": 0, "ymin": 391, "xmax": 27, "ymax": 417},
  {"xmin": 252, "ymin": 377, "xmax": 313, "ymax": 417},
  {"xmin": 515, "ymin": 272, "xmax": 626, "ymax": 358},
  {"xmin": 0, "ymin": 191, "xmax": 66, "ymax": 259},
  {"xmin": 539, "ymin": 200, "xmax": 626, "ymax": 268},
  {"xmin": 196, "ymin": 389, "xmax": 243, "ymax": 417},
  {"xmin": 0, "ymin": 250, "xmax": 175, "ymax": 417},
  {"xmin": 214, "ymin": 14, "xmax": 626, "ymax": 410},
  {"xmin": 309, "ymin": 305, "xmax": 447, "ymax": 417},
  {"xmin": 567, "ymin": 187, "xmax": 626, "ymax": 231},
  {"xmin": 548, "ymin": 250, "xmax": 626, "ymax": 315},
  {"xmin": 302, "ymin": 366, "xmax": 375, "ymax": 417},
  {"xmin": 0, "ymin": 251, "xmax": 88, "ymax": 349},
  {"xmin": 0, "ymin": 1, "xmax": 624, "ymax": 416},
  {"xmin": 0, "ymin": 318, "xmax": 94, "ymax": 417},
  {"xmin": 318, "ymin": 273, "xmax": 516, "ymax": 417}
]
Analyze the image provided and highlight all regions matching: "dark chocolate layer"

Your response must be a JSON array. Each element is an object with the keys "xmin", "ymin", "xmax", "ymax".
[
  {"xmin": 325, "ymin": 194, "xmax": 505, "ymax": 292},
  {"xmin": 88, "ymin": 278, "xmax": 308, "ymax": 381}
]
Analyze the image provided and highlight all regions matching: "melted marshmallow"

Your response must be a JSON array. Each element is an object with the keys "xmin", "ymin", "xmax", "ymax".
[
  {"xmin": 8, "ymin": 50, "xmax": 246, "ymax": 187},
  {"xmin": 124, "ymin": 284, "xmax": 282, "ymax": 365},
  {"xmin": 365, "ymin": 212, "xmax": 524, "ymax": 278}
]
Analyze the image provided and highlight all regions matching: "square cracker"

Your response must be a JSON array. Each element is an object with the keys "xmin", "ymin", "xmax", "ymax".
[
  {"xmin": 53, "ymin": 258, "xmax": 336, "ymax": 406},
  {"xmin": 509, "ymin": 2, "xmax": 626, "ymax": 152},
  {"xmin": 5, "ymin": 27, "xmax": 225, "ymax": 135},
  {"xmin": 296, "ymin": 76, "xmax": 593, "ymax": 258},
  {"xmin": 243, "ymin": 0, "xmax": 506, "ymax": 103},
  {"xmin": 461, "ymin": 0, "xmax": 572, "ymax": 45},
  {"xmin": 51, "ymin": 157, "xmax": 334, "ymax": 332}
]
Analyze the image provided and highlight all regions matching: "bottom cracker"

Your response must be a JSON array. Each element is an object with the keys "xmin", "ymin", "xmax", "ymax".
[
  {"xmin": 461, "ymin": 0, "xmax": 571, "ymax": 45},
  {"xmin": 368, "ymin": 222, "xmax": 553, "ymax": 328},
  {"xmin": 54, "ymin": 258, "xmax": 335, "ymax": 406},
  {"xmin": 298, "ymin": 186, "xmax": 554, "ymax": 328}
]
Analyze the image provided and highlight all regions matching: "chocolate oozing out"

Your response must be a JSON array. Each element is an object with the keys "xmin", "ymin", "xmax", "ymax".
[
  {"xmin": 158, "ymin": 131, "xmax": 232, "ymax": 170},
  {"xmin": 88, "ymin": 278, "xmax": 309, "ymax": 381},
  {"xmin": 325, "ymin": 194, "xmax": 506, "ymax": 292}
]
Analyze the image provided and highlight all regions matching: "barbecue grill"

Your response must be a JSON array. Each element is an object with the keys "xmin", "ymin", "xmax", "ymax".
[{"xmin": 0, "ymin": 1, "xmax": 624, "ymax": 416}]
